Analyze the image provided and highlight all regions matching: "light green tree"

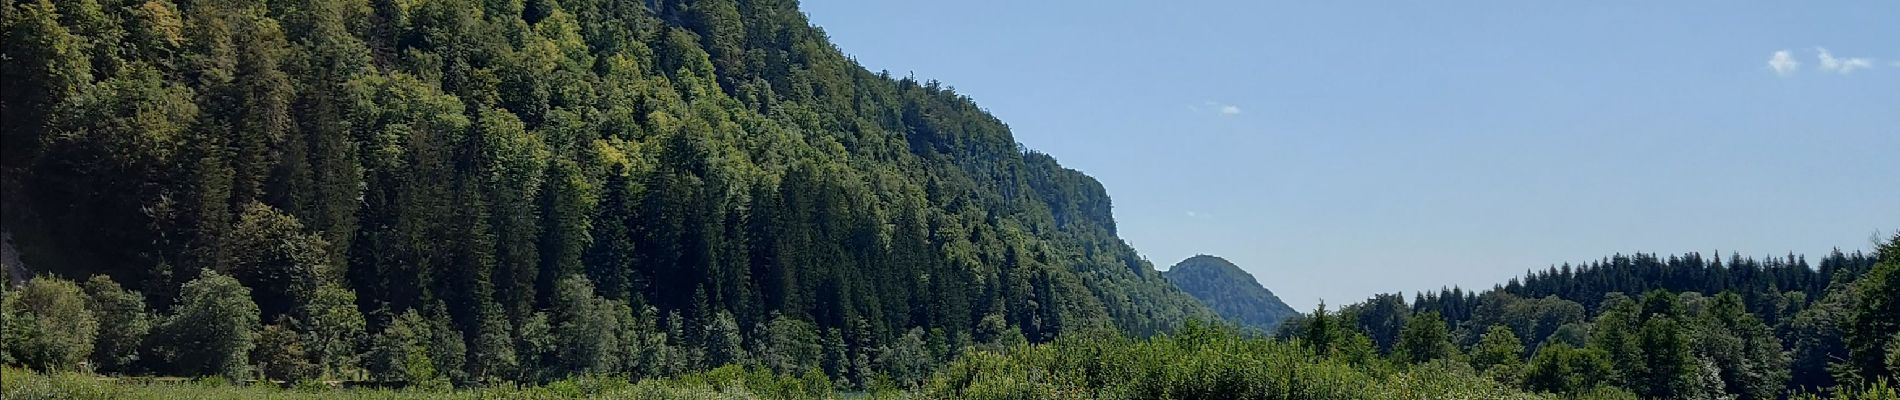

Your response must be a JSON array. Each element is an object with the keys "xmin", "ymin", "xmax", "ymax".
[
  {"xmin": 9, "ymin": 276, "xmax": 98, "ymax": 371},
  {"xmin": 300, "ymin": 285, "xmax": 365, "ymax": 378}
]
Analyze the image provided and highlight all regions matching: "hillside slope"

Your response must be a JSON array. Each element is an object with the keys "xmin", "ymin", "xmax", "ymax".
[
  {"xmin": 1164, "ymin": 255, "xmax": 1298, "ymax": 330},
  {"xmin": 0, "ymin": 0, "xmax": 1209, "ymax": 383}
]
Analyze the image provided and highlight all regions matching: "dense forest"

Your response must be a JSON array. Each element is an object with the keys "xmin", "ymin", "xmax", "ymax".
[
  {"xmin": 1163, "ymin": 254, "xmax": 1297, "ymax": 331},
  {"xmin": 0, "ymin": 0, "xmax": 1215, "ymax": 388},
  {"xmin": 3, "ymin": 0, "xmax": 1897, "ymax": 397},
  {"xmin": 1282, "ymin": 241, "xmax": 1900, "ymax": 399}
]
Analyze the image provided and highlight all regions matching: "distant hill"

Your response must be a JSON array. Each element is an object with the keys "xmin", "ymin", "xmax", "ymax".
[{"xmin": 1164, "ymin": 255, "xmax": 1299, "ymax": 330}]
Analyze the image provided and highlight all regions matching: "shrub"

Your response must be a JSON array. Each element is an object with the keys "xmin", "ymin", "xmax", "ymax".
[{"xmin": 9, "ymin": 276, "xmax": 98, "ymax": 371}]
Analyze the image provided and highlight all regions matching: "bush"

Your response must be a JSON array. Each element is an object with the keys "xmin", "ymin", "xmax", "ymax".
[
  {"xmin": 254, "ymin": 319, "xmax": 319, "ymax": 382},
  {"xmin": 8, "ymin": 276, "xmax": 98, "ymax": 371}
]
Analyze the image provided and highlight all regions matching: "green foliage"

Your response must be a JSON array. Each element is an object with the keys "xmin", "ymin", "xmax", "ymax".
[
  {"xmin": 1588, "ymin": 293, "xmax": 1648, "ymax": 387},
  {"xmin": 1472, "ymin": 325, "xmax": 1526, "ymax": 382},
  {"xmin": 513, "ymin": 311, "xmax": 555, "ymax": 382},
  {"xmin": 469, "ymin": 302, "xmax": 516, "ymax": 383},
  {"xmin": 254, "ymin": 318, "xmax": 318, "ymax": 382},
  {"xmin": 874, "ymin": 327, "xmax": 933, "ymax": 388},
  {"xmin": 423, "ymin": 303, "xmax": 467, "ymax": 384},
  {"xmin": 925, "ymin": 323, "xmax": 1571, "ymax": 400},
  {"xmin": 152, "ymin": 271, "xmax": 259, "ymax": 380},
  {"xmin": 1, "ymin": 0, "xmax": 93, "ymax": 178},
  {"xmin": 83, "ymin": 275, "xmax": 151, "ymax": 374},
  {"xmin": 701, "ymin": 310, "xmax": 744, "ymax": 368},
  {"xmin": 1791, "ymin": 381, "xmax": 1900, "ymax": 400},
  {"xmin": 1887, "ymin": 334, "xmax": 1899, "ymax": 377},
  {"xmin": 0, "ymin": 287, "xmax": 23, "ymax": 366},
  {"xmin": 367, "ymin": 309, "xmax": 437, "ymax": 384},
  {"xmin": 1635, "ymin": 315, "xmax": 1695, "ymax": 398},
  {"xmin": 551, "ymin": 274, "xmax": 621, "ymax": 376},
  {"xmin": 1462, "ymin": 293, "xmax": 1585, "ymax": 352},
  {"xmin": 755, "ymin": 314, "xmax": 820, "ymax": 376},
  {"xmin": 1302, "ymin": 301, "xmax": 1343, "ymax": 356},
  {"xmin": 299, "ymin": 285, "xmax": 365, "ymax": 378},
  {"xmin": 1341, "ymin": 293, "xmax": 1409, "ymax": 354},
  {"xmin": 226, "ymin": 202, "xmax": 333, "ymax": 320},
  {"xmin": 1691, "ymin": 292, "xmax": 1790, "ymax": 399},
  {"xmin": 1393, "ymin": 311, "xmax": 1458, "ymax": 364},
  {"xmin": 6, "ymin": 0, "xmax": 1222, "ymax": 385},
  {"xmin": 0, "ymin": 0, "xmax": 1881, "ymax": 394},
  {"xmin": 1845, "ymin": 234, "xmax": 1900, "ymax": 384},
  {"xmin": 1522, "ymin": 343, "xmax": 1614, "ymax": 395},
  {"xmin": 7, "ymin": 276, "xmax": 98, "ymax": 371}
]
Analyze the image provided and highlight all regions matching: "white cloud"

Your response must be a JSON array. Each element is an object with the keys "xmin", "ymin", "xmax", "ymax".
[
  {"xmin": 1185, "ymin": 211, "xmax": 1210, "ymax": 218},
  {"xmin": 1196, "ymin": 101, "xmax": 1241, "ymax": 116},
  {"xmin": 1767, "ymin": 50, "xmax": 1800, "ymax": 76},
  {"xmin": 1816, "ymin": 47, "xmax": 1875, "ymax": 74}
]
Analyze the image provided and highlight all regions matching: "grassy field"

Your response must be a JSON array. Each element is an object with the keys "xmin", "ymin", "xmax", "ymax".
[
  {"xmin": 6, "ymin": 366, "xmax": 1897, "ymax": 400},
  {"xmin": 0, "ymin": 366, "xmax": 905, "ymax": 400}
]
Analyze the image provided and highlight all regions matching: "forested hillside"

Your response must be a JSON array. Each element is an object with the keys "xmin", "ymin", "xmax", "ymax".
[
  {"xmin": 1163, "ymin": 255, "xmax": 1297, "ymax": 331},
  {"xmin": 1291, "ymin": 239, "xmax": 1900, "ymax": 398},
  {"xmin": 0, "ymin": 0, "xmax": 1212, "ymax": 386}
]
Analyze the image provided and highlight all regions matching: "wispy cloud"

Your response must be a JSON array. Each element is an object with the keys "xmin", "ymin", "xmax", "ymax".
[
  {"xmin": 1185, "ymin": 211, "xmax": 1210, "ymax": 219},
  {"xmin": 1816, "ymin": 47, "xmax": 1875, "ymax": 74},
  {"xmin": 1767, "ymin": 50, "xmax": 1800, "ymax": 77},
  {"xmin": 1194, "ymin": 101, "xmax": 1241, "ymax": 116}
]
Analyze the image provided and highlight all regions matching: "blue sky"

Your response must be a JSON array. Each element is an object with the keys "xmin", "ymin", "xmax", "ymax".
[{"xmin": 801, "ymin": 1, "xmax": 1900, "ymax": 311}]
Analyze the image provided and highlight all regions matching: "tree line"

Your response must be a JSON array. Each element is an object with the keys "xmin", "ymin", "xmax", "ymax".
[{"xmin": 1284, "ymin": 236, "xmax": 1900, "ymax": 398}]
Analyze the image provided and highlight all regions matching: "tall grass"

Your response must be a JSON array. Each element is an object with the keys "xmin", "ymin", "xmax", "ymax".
[
  {"xmin": 920, "ymin": 329, "xmax": 1583, "ymax": 400},
  {"xmin": 6, "ymin": 329, "xmax": 1894, "ymax": 400},
  {"xmin": 0, "ymin": 366, "xmax": 892, "ymax": 400}
]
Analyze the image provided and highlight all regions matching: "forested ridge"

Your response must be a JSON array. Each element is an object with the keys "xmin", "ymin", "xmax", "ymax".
[
  {"xmin": 0, "ymin": 0, "xmax": 1213, "ymax": 387},
  {"xmin": 1163, "ymin": 254, "xmax": 1298, "ymax": 331}
]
